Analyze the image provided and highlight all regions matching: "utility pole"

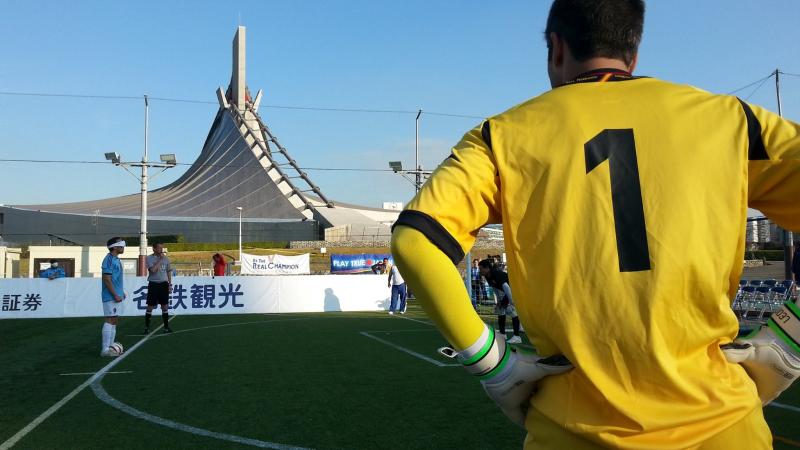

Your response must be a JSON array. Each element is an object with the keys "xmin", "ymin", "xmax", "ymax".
[
  {"xmin": 139, "ymin": 95, "xmax": 149, "ymax": 276},
  {"xmin": 415, "ymin": 109, "xmax": 422, "ymax": 193},
  {"xmin": 775, "ymin": 69, "xmax": 794, "ymax": 281}
]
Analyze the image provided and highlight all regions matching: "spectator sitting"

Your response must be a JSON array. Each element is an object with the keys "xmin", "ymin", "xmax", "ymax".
[
  {"xmin": 371, "ymin": 257, "xmax": 390, "ymax": 274},
  {"xmin": 39, "ymin": 260, "xmax": 66, "ymax": 280}
]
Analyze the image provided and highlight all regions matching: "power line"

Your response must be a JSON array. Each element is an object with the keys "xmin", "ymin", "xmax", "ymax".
[
  {"xmin": 0, "ymin": 91, "xmax": 142, "ymax": 101},
  {"xmin": 0, "ymin": 90, "xmax": 483, "ymax": 118},
  {"xmin": 726, "ymin": 72, "xmax": 775, "ymax": 96},
  {"xmin": 780, "ymin": 71, "xmax": 800, "ymax": 78},
  {"xmin": 743, "ymin": 74, "xmax": 772, "ymax": 101},
  {"xmin": 0, "ymin": 158, "xmax": 395, "ymax": 172}
]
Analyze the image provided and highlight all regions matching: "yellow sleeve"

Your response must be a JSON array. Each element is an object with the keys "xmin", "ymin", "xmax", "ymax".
[
  {"xmin": 391, "ymin": 122, "xmax": 501, "ymax": 350},
  {"xmin": 744, "ymin": 101, "xmax": 800, "ymax": 230},
  {"xmin": 391, "ymin": 226, "xmax": 486, "ymax": 349}
]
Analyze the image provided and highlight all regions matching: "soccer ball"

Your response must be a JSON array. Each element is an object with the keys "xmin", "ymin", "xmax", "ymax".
[{"xmin": 110, "ymin": 342, "xmax": 124, "ymax": 355}]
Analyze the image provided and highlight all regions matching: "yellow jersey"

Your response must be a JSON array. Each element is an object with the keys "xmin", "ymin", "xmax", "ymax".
[{"xmin": 394, "ymin": 70, "xmax": 800, "ymax": 448}]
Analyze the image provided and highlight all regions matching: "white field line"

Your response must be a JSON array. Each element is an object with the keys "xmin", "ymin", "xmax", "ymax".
[
  {"xmin": 359, "ymin": 331, "xmax": 459, "ymax": 367},
  {"xmin": 358, "ymin": 329, "xmax": 434, "ymax": 334},
  {"xmin": 91, "ymin": 381, "xmax": 310, "ymax": 450},
  {"xmin": 397, "ymin": 315, "xmax": 436, "ymax": 326},
  {"xmin": 770, "ymin": 402, "xmax": 800, "ymax": 413},
  {"xmin": 0, "ymin": 317, "xmax": 175, "ymax": 450},
  {"xmin": 399, "ymin": 314, "xmax": 532, "ymax": 346},
  {"xmin": 90, "ymin": 317, "xmax": 314, "ymax": 449},
  {"xmin": 59, "ymin": 371, "xmax": 132, "ymax": 376},
  {"xmin": 148, "ymin": 317, "xmax": 308, "ymax": 339}
]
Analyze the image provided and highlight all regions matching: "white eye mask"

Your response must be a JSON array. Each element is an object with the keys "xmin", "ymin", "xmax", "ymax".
[{"xmin": 108, "ymin": 240, "xmax": 126, "ymax": 249}]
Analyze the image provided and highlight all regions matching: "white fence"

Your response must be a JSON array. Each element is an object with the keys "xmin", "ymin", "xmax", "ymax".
[{"xmin": 0, "ymin": 275, "xmax": 391, "ymax": 319}]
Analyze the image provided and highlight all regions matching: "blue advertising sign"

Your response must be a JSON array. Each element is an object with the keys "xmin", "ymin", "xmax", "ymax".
[{"xmin": 330, "ymin": 254, "xmax": 394, "ymax": 274}]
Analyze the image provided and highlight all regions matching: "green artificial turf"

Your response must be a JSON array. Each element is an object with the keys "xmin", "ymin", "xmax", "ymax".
[{"xmin": 1, "ymin": 307, "xmax": 798, "ymax": 449}]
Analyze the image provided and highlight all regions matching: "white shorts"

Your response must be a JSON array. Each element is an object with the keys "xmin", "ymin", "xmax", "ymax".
[{"xmin": 102, "ymin": 300, "xmax": 123, "ymax": 317}]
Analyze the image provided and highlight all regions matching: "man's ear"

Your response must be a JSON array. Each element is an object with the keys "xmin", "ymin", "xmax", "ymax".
[
  {"xmin": 549, "ymin": 32, "xmax": 564, "ymax": 68},
  {"xmin": 628, "ymin": 53, "xmax": 639, "ymax": 73}
]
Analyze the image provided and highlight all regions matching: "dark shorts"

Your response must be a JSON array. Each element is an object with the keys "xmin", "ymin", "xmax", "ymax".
[{"xmin": 147, "ymin": 281, "xmax": 170, "ymax": 306}]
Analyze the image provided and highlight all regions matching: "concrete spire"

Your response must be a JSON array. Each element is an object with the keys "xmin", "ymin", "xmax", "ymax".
[{"xmin": 232, "ymin": 26, "xmax": 246, "ymax": 111}]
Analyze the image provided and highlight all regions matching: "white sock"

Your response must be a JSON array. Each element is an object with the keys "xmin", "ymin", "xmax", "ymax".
[
  {"xmin": 111, "ymin": 324, "xmax": 117, "ymax": 345},
  {"xmin": 102, "ymin": 322, "xmax": 113, "ymax": 351}
]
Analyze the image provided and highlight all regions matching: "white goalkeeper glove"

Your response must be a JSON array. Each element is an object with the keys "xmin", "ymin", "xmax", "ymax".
[
  {"xmin": 440, "ymin": 324, "xmax": 572, "ymax": 427},
  {"xmin": 722, "ymin": 301, "xmax": 800, "ymax": 405}
]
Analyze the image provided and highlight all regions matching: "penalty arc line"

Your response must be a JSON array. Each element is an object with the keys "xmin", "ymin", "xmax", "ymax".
[
  {"xmin": 148, "ymin": 317, "xmax": 308, "ymax": 339},
  {"xmin": 91, "ymin": 381, "xmax": 310, "ymax": 450},
  {"xmin": 59, "ymin": 371, "xmax": 133, "ymax": 376},
  {"xmin": 0, "ymin": 317, "xmax": 176, "ymax": 450},
  {"xmin": 90, "ymin": 316, "xmax": 314, "ymax": 449}
]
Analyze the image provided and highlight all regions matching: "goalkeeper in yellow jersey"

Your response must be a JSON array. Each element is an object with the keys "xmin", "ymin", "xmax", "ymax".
[{"xmin": 391, "ymin": 0, "xmax": 800, "ymax": 448}]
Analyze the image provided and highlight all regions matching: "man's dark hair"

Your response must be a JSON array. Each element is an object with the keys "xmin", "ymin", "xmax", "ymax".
[
  {"xmin": 545, "ymin": 0, "xmax": 645, "ymax": 66},
  {"xmin": 49, "ymin": 259, "xmax": 57, "ymax": 264},
  {"xmin": 106, "ymin": 236, "xmax": 123, "ymax": 248},
  {"xmin": 478, "ymin": 259, "xmax": 494, "ymax": 270}
]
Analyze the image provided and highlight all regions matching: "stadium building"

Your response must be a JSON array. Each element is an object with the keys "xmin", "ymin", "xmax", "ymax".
[{"xmin": 0, "ymin": 27, "xmax": 399, "ymax": 246}]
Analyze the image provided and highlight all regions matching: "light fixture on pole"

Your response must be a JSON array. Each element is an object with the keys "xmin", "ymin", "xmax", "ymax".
[
  {"xmin": 160, "ymin": 154, "xmax": 177, "ymax": 166},
  {"xmin": 388, "ymin": 160, "xmax": 431, "ymax": 189},
  {"xmin": 236, "ymin": 206, "xmax": 243, "ymax": 266},
  {"xmin": 104, "ymin": 152, "xmax": 121, "ymax": 165},
  {"xmin": 104, "ymin": 98, "xmax": 178, "ymax": 275}
]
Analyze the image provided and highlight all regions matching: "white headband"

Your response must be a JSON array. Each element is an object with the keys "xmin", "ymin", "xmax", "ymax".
[{"xmin": 108, "ymin": 240, "xmax": 126, "ymax": 249}]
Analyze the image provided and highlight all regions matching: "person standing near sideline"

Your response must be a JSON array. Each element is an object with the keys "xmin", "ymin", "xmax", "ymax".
[
  {"xmin": 212, "ymin": 253, "xmax": 226, "ymax": 277},
  {"xmin": 144, "ymin": 242, "xmax": 173, "ymax": 334},
  {"xmin": 388, "ymin": 263, "xmax": 407, "ymax": 315},
  {"xmin": 479, "ymin": 259, "xmax": 522, "ymax": 344},
  {"xmin": 100, "ymin": 237, "xmax": 126, "ymax": 357},
  {"xmin": 470, "ymin": 258, "xmax": 486, "ymax": 308}
]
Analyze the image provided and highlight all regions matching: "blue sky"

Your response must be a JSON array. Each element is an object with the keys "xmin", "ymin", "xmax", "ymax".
[{"xmin": 1, "ymin": 0, "xmax": 799, "ymax": 215}]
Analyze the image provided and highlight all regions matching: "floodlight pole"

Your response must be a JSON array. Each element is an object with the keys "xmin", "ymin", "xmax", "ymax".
[
  {"xmin": 237, "ymin": 207, "xmax": 243, "ymax": 264},
  {"xmin": 105, "ymin": 95, "xmax": 177, "ymax": 276},
  {"xmin": 415, "ymin": 109, "xmax": 422, "ymax": 193},
  {"xmin": 138, "ymin": 95, "xmax": 150, "ymax": 276},
  {"xmin": 774, "ymin": 69, "xmax": 794, "ymax": 281}
]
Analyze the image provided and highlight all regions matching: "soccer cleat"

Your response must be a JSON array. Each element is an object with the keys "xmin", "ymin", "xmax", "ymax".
[
  {"xmin": 507, "ymin": 335, "xmax": 522, "ymax": 344},
  {"xmin": 143, "ymin": 327, "xmax": 149, "ymax": 334},
  {"xmin": 101, "ymin": 347, "xmax": 119, "ymax": 357},
  {"xmin": 388, "ymin": 311, "xmax": 394, "ymax": 315},
  {"xmin": 163, "ymin": 327, "xmax": 173, "ymax": 334}
]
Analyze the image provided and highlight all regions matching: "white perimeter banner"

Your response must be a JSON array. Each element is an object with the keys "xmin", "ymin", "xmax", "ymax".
[
  {"xmin": 0, "ymin": 275, "xmax": 391, "ymax": 319},
  {"xmin": 240, "ymin": 253, "xmax": 310, "ymax": 275}
]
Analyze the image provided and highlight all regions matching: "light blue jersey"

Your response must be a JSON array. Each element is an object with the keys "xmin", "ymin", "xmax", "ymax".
[{"xmin": 101, "ymin": 253, "xmax": 123, "ymax": 302}]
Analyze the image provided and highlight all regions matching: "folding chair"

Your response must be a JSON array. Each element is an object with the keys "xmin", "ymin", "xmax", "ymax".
[{"xmin": 733, "ymin": 286, "xmax": 757, "ymax": 319}]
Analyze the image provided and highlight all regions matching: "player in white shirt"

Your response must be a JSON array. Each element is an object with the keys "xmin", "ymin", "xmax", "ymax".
[{"xmin": 388, "ymin": 264, "xmax": 407, "ymax": 315}]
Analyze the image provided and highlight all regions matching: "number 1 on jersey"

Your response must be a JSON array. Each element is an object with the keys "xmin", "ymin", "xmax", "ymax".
[{"xmin": 585, "ymin": 129, "xmax": 651, "ymax": 272}]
